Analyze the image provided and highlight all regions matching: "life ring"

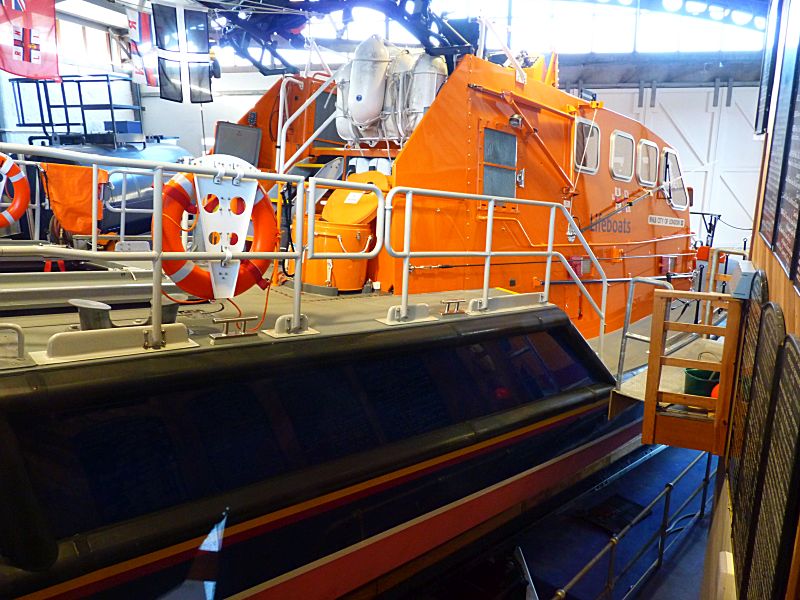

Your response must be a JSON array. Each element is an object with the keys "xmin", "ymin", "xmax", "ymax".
[
  {"xmin": 0, "ymin": 153, "xmax": 30, "ymax": 228},
  {"xmin": 161, "ymin": 172, "xmax": 278, "ymax": 299}
]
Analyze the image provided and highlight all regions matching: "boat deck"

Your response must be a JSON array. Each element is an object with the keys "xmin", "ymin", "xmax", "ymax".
[
  {"xmin": 0, "ymin": 269, "xmax": 707, "ymax": 379},
  {"xmin": 0, "ymin": 284, "xmax": 539, "ymax": 371}
]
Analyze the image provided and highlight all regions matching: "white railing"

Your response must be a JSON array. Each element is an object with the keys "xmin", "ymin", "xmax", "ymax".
[
  {"xmin": 0, "ymin": 143, "xmax": 306, "ymax": 348},
  {"xmin": 276, "ymin": 70, "xmax": 340, "ymax": 174},
  {"xmin": 384, "ymin": 186, "xmax": 609, "ymax": 355},
  {"xmin": 1, "ymin": 159, "xmax": 44, "ymax": 240},
  {"xmin": 0, "ymin": 143, "xmax": 608, "ymax": 355}
]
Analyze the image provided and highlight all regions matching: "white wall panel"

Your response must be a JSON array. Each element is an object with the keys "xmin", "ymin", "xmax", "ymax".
[{"xmin": 596, "ymin": 85, "xmax": 763, "ymax": 249}]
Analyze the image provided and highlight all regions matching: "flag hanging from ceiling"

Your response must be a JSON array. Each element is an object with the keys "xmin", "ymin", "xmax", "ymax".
[
  {"xmin": 0, "ymin": 0, "xmax": 58, "ymax": 79},
  {"xmin": 127, "ymin": 9, "xmax": 158, "ymax": 87}
]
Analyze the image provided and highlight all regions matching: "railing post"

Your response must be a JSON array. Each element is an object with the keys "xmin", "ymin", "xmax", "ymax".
[
  {"xmin": 33, "ymin": 164, "xmax": 41, "ymax": 241},
  {"xmin": 481, "ymin": 198, "xmax": 495, "ymax": 309},
  {"xmin": 147, "ymin": 168, "xmax": 164, "ymax": 348},
  {"xmin": 120, "ymin": 172, "xmax": 128, "ymax": 243},
  {"xmin": 544, "ymin": 205, "xmax": 555, "ymax": 303},
  {"xmin": 657, "ymin": 483, "xmax": 673, "ymax": 568},
  {"xmin": 605, "ymin": 536, "xmax": 618, "ymax": 599},
  {"xmin": 291, "ymin": 181, "xmax": 305, "ymax": 331},
  {"xmin": 91, "ymin": 163, "xmax": 99, "ymax": 250},
  {"xmin": 699, "ymin": 452, "xmax": 712, "ymax": 519},
  {"xmin": 400, "ymin": 190, "xmax": 413, "ymax": 320}
]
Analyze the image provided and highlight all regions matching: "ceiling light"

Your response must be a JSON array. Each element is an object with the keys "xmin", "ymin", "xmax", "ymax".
[
  {"xmin": 662, "ymin": 0, "xmax": 683, "ymax": 11},
  {"xmin": 618, "ymin": 0, "xmax": 634, "ymax": 6},
  {"xmin": 708, "ymin": 5, "xmax": 726, "ymax": 20},
  {"xmin": 730, "ymin": 10, "xmax": 752, "ymax": 25},
  {"xmin": 684, "ymin": 1, "xmax": 707, "ymax": 15},
  {"xmin": 754, "ymin": 16, "xmax": 767, "ymax": 30}
]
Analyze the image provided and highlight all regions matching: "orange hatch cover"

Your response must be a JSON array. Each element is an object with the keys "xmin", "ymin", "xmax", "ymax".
[{"xmin": 321, "ymin": 171, "xmax": 390, "ymax": 225}]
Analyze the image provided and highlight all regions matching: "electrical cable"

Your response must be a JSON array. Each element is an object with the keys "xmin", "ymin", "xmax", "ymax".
[{"xmin": 717, "ymin": 217, "xmax": 752, "ymax": 231}]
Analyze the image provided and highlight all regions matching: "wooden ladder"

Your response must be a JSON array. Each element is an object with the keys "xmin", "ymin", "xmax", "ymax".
[{"xmin": 641, "ymin": 289, "xmax": 742, "ymax": 455}]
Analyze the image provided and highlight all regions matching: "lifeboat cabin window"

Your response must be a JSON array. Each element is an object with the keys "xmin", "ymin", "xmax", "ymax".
[
  {"xmin": 637, "ymin": 140, "xmax": 659, "ymax": 187},
  {"xmin": 483, "ymin": 127, "xmax": 518, "ymax": 202},
  {"xmin": 610, "ymin": 131, "xmax": 634, "ymax": 181},
  {"xmin": 661, "ymin": 149, "xmax": 689, "ymax": 210},
  {"xmin": 575, "ymin": 119, "xmax": 600, "ymax": 174}
]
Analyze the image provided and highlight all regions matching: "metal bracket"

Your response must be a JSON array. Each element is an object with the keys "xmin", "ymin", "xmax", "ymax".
[
  {"xmin": 209, "ymin": 315, "xmax": 259, "ymax": 342},
  {"xmin": 378, "ymin": 303, "xmax": 437, "ymax": 325},
  {"xmin": 467, "ymin": 293, "xmax": 546, "ymax": 315},
  {"xmin": 264, "ymin": 313, "xmax": 318, "ymax": 338},
  {"xmin": 143, "ymin": 329, "xmax": 167, "ymax": 349},
  {"xmin": 440, "ymin": 298, "xmax": 466, "ymax": 315},
  {"xmin": 0, "ymin": 323, "xmax": 25, "ymax": 358}
]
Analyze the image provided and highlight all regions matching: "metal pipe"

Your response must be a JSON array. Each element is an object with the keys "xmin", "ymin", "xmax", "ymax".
[
  {"xmin": 700, "ymin": 453, "xmax": 712, "ymax": 519},
  {"xmin": 32, "ymin": 165, "xmax": 40, "ymax": 241},
  {"xmin": 277, "ymin": 70, "xmax": 338, "ymax": 173},
  {"xmin": 120, "ymin": 172, "xmax": 127, "ymax": 242},
  {"xmin": 306, "ymin": 178, "xmax": 385, "ymax": 259},
  {"xmin": 91, "ymin": 163, "xmax": 98, "ymax": 249},
  {"xmin": 291, "ymin": 176, "xmax": 305, "ymax": 331},
  {"xmin": 148, "ymin": 168, "xmax": 163, "ymax": 348},
  {"xmin": 544, "ymin": 206, "xmax": 555, "ymax": 302},
  {"xmin": 481, "ymin": 198, "xmax": 495, "ymax": 309},
  {"xmin": 0, "ymin": 143, "xmax": 304, "ymax": 185},
  {"xmin": 0, "ymin": 323, "xmax": 25, "ymax": 358},
  {"xmin": 401, "ymin": 190, "xmax": 413, "ymax": 319},
  {"xmin": 275, "ymin": 76, "xmax": 303, "ymax": 170},
  {"xmin": 657, "ymin": 484, "xmax": 673, "ymax": 568},
  {"xmin": 616, "ymin": 277, "xmax": 674, "ymax": 388},
  {"xmin": 283, "ymin": 111, "xmax": 337, "ymax": 173},
  {"xmin": 703, "ymin": 247, "xmax": 746, "ymax": 324}
]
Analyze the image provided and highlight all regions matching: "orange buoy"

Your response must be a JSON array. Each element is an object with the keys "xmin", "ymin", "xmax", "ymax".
[
  {"xmin": 0, "ymin": 153, "xmax": 30, "ymax": 228},
  {"xmin": 160, "ymin": 172, "xmax": 277, "ymax": 299}
]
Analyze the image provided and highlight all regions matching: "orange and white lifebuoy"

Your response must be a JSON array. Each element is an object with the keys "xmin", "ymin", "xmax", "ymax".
[
  {"xmin": 161, "ymin": 172, "xmax": 278, "ymax": 299},
  {"xmin": 0, "ymin": 152, "xmax": 30, "ymax": 229}
]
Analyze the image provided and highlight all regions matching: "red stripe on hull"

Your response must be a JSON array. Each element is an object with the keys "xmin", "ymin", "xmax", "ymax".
[{"xmin": 239, "ymin": 421, "xmax": 642, "ymax": 599}]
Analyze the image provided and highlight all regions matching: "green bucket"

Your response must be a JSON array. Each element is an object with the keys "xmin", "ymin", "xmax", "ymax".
[{"xmin": 684, "ymin": 368, "xmax": 720, "ymax": 397}]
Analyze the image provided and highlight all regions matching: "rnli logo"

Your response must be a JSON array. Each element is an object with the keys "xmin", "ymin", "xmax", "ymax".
[{"xmin": 588, "ymin": 217, "xmax": 631, "ymax": 234}]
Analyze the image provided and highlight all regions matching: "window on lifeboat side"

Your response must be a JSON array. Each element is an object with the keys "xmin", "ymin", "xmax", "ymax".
[
  {"xmin": 610, "ymin": 131, "xmax": 635, "ymax": 181},
  {"xmin": 661, "ymin": 149, "xmax": 689, "ymax": 210},
  {"xmin": 637, "ymin": 140, "xmax": 659, "ymax": 187},
  {"xmin": 574, "ymin": 119, "xmax": 600, "ymax": 174}
]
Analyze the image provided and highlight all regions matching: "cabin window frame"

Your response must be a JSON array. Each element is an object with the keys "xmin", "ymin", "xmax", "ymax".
[
  {"xmin": 480, "ymin": 124, "xmax": 519, "ymax": 211},
  {"xmin": 661, "ymin": 148, "xmax": 689, "ymax": 211},
  {"xmin": 637, "ymin": 139, "xmax": 660, "ymax": 187},
  {"xmin": 609, "ymin": 130, "xmax": 635, "ymax": 182},
  {"xmin": 574, "ymin": 118, "xmax": 601, "ymax": 175}
]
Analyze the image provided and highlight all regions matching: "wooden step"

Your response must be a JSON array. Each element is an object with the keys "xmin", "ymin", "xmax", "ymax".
[{"xmin": 645, "ymin": 412, "xmax": 717, "ymax": 453}]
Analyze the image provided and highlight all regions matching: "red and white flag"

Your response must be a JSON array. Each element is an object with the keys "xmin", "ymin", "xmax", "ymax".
[
  {"xmin": 127, "ymin": 8, "xmax": 158, "ymax": 87},
  {"xmin": 0, "ymin": 0, "xmax": 58, "ymax": 79}
]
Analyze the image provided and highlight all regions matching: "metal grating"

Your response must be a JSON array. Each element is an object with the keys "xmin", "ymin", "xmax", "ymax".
[
  {"xmin": 731, "ymin": 302, "xmax": 785, "ymax": 595},
  {"xmin": 745, "ymin": 336, "xmax": 800, "ymax": 600},
  {"xmin": 728, "ymin": 270, "xmax": 769, "ymax": 493}
]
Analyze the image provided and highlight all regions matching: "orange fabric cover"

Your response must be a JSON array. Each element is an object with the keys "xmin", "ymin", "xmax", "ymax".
[{"xmin": 41, "ymin": 163, "xmax": 109, "ymax": 235}]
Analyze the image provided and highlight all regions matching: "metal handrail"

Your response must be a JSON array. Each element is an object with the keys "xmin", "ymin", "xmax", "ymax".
[
  {"xmin": 703, "ymin": 247, "xmax": 747, "ymax": 324},
  {"xmin": 0, "ymin": 142, "xmax": 307, "ymax": 347},
  {"xmin": 1, "ymin": 159, "xmax": 43, "ymax": 241},
  {"xmin": 616, "ymin": 277, "xmax": 674, "ymax": 387},
  {"xmin": 276, "ymin": 70, "xmax": 340, "ymax": 174},
  {"xmin": 550, "ymin": 451, "xmax": 715, "ymax": 600},
  {"xmin": 384, "ymin": 186, "xmax": 608, "ymax": 355},
  {"xmin": 306, "ymin": 178, "xmax": 385, "ymax": 259},
  {"xmin": 3, "ymin": 143, "xmax": 610, "ymax": 353}
]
